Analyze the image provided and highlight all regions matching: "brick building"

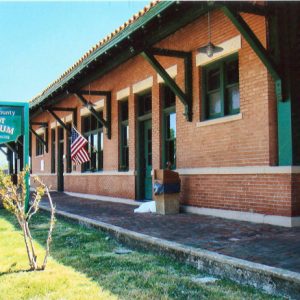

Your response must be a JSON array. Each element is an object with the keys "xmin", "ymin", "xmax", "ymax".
[{"xmin": 26, "ymin": 1, "xmax": 300, "ymax": 227}]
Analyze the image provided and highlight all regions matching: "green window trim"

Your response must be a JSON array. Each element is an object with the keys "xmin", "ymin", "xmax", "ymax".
[
  {"xmin": 119, "ymin": 100, "xmax": 129, "ymax": 172},
  {"xmin": 36, "ymin": 133, "xmax": 45, "ymax": 156},
  {"xmin": 82, "ymin": 114, "xmax": 104, "ymax": 173},
  {"xmin": 51, "ymin": 128, "xmax": 56, "ymax": 174},
  {"xmin": 138, "ymin": 91, "xmax": 152, "ymax": 116},
  {"xmin": 202, "ymin": 53, "xmax": 240, "ymax": 121}
]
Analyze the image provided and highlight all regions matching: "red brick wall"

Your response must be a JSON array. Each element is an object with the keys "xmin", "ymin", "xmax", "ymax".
[
  {"xmin": 64, "ymin": 174, "xmax": 135, "ymax": 199},
  {"xmin": 30, "ymin": 174, "xmax": 57, "ymax": 191},
  {"xmin": 180, "ymin": 174, "xmax": 293, "ymax": 217},
  {"xmin": 292, "ymin": 174, "xmax": 300, "ymax": 216}
]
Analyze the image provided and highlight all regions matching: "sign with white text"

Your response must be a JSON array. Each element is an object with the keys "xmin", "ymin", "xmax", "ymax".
[{"xmin": 0, "ymin": 107, "xmax": 23, "ymax": 144}]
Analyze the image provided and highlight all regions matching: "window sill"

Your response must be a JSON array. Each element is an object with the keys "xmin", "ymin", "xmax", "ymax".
[{"xmin": 196, "ymin": 113, "xmax": 242, "ymax": 128}]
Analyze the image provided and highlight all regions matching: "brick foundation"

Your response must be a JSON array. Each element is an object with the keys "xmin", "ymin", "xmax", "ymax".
[
  {"xmin": 30, "ymin": 174, "xmax": 57, "ymax": 191},
  {"xmin": 63, "ymin": 174, "xmax": 135, "ymax": 200},
  {"xmin": 180, "ymin": 173, "xmax": 294, "ymax": 217}
]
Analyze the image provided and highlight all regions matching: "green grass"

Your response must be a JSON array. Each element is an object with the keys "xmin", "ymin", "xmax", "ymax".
[{"xmin": 0, "ymin": 209, "xmax": 282, "ymax": 300}]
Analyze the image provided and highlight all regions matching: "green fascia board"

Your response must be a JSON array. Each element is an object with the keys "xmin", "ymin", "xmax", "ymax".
[{"xmin": 29, "ymin": 1, "xmax": 175, "ymax": 110}]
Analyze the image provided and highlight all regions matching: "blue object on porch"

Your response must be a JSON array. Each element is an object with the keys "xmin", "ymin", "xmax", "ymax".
[{"xmin": 153, "ymin": 182, "xmax": 181, "ymax": 195}]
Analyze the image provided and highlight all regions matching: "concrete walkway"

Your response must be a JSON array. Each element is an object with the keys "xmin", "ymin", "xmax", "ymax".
[{"xmin": 40, "ymin": 192, "xmax": 300, "ymax": 298}]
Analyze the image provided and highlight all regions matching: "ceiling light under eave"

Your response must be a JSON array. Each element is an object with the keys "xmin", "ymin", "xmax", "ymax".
[
  {"xmin": 197, "ymin": 42, "xmax": 223, "ymax": 58},
  {"xmin": 197, "ymin": 10, "xmax": 223, "ymax": 58}
]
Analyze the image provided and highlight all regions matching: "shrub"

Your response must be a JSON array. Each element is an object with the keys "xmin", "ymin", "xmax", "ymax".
[{"xmin": 0, "ymin": 168, "xmax": 55, "ymax": 270}]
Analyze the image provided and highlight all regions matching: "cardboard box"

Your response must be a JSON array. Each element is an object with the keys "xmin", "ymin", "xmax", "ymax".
[{"xmin": 155, "ymin": 193, "xmax": 180, "ymax": 215}]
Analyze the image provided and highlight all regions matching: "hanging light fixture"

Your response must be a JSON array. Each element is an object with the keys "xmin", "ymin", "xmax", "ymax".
[{"xmin": 197, "ymin": 11, "xmax": 223, "ymax": 58}]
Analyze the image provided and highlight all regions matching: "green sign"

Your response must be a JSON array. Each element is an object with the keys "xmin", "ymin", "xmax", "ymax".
[
  {"xmin": 0, "ymin": 102, "xmax": 29, "ymax": 212},
  {"xmin": 0, "ymin": 107, "xmax": 23, "ymax": 144}
]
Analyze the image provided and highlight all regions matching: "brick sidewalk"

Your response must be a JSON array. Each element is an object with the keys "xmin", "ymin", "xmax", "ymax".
[{"xmin": 41, "ymin": 192, "xmax": 300, "ymax": 273}]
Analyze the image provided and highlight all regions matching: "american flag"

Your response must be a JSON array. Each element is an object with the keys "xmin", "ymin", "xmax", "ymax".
[{"xmin": 71, "ymin": 127, "xmax": 90, "ymax": 165}]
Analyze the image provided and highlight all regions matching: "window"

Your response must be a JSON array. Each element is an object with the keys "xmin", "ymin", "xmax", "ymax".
[
  {"xmin": 82, "ymin": 114, "xmax": 103, "ymax": 172},
  {"xmin": 66, "ymin": 123, "xmax": 72, "ymax": 173},
  {"xmin": 119, "ymin": 100, "xmax": 129, "ymax": 171},
  {"xmin": 162, "ymin": 85, "xmax": 176, "ymax": 169},
  {"xmin": 203, "ymin": 54, "xmax": 240, "ymax": 120},
  {"xmin": 51, "ymin": 129, "xmax": 56, "ymax": 173},
  {"xmin": 138, "ymin": 92, "xmax": 152, "ymax": 116},
  {"xmin": 36, "ymin": 132, "xmax": 45, "ymax": 156}
]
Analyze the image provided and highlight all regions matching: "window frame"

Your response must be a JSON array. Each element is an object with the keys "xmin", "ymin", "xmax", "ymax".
[
  {"xmin": 161, "ymin": 84, "xmax": 176, "ymax": 170},
  {"xmin": 202, "ymin": 53, "xmax": 240, "ymax": 121},
  {"xmin": 51, "ymin": 128, "xmax": 56, "ymax": 173},
  {"xmin": 35, "ymin": 132, "xmax": 45, "ymax": 157},
  {"xmin": 138, "ymin": 91, "xmax": 152, "ymax": 117},
  {"xmin": 81, "ymin": 114, "xmax": 103, "ymax": 173},
  {"xmin": 119, "ymin": 99, "xmax": 129, "ymax": 172},
  {"xmin": 66, "ymin": 123, "xmax": 72, "ymax": 173}
]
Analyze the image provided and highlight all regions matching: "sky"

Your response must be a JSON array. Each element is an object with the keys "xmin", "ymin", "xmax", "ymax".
[
  {"xmin": 0, "ymin": 1, "xmax": 149, "ymax": 102},
  {"xmin": 0, "ymin": 0, "xmax": 148, "ymax": 166}
]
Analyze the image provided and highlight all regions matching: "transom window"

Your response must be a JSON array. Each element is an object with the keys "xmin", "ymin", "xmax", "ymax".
[
  {"xmin": 203, "ymin": 54, "xmax": 240, "ymax": 120},
  {"xmin": 82, "ymin": 114, "xmax": 103, "ymax": 172},
  {"xmin": 138, "ymin": 92, "xmax": 152, "ymax": 116}
]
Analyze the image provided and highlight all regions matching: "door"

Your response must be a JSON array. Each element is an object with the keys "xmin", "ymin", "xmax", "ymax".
[
  {"xmin": 57, "ymin": 127, "xmax": 64, "ymax": 192},
  {"xmin": 142, "ymin": 119, "xmax": 152, "ymax": 200}
]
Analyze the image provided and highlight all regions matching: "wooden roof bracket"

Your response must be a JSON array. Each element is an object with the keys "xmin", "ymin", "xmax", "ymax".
[
  {"xmin": 30, "ymin": 125, "xmax": 49, "ymax": 153},
  {"xmin": 0, "ymin": 147, "xmax": 7, "ymax": 156},
  {"xmin": 221, "ymin": 5, "xmax": 284, "ymax": 102},
  {"xmin": 47, "ymin": 109, "xmax": 71, "ymax": 133},
  {"xmin": 141, "ymin": 48, "xmax": 193, "ymax": 121},
  {"xmin": 5, "ymin": 143, "xmax": 17, "ymax": 155},
  {"xmin": 47, "ymin": 107, "xmax": 77, "ymax": 128},
  {"xmin": 74, "ymin": 91, "xmax": 111, "ymax": 139}
]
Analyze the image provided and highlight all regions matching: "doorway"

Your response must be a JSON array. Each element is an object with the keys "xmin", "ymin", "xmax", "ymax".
[
  {"xmin": 140, "ymin": 119, "xmax": 152, "ymax": 200},
  {"xmin": 137, "ymin": 91, "xmax": 152, "ymax": 200}
]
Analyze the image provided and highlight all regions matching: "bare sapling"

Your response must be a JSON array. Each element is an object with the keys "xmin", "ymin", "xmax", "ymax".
[{"xmin": 0, "ymin": 167, "xmax": 55, "ymax": 270}]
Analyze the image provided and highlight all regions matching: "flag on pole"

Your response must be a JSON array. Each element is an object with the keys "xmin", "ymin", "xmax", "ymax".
[{"xmin": 71, "ymin": 127, "xmax": 90, "ymax": 165}]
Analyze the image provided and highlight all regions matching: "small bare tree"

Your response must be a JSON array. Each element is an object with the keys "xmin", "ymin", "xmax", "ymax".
[{"xmin": 0, "ymin": 168, "xmax": 55, "ymax": 270}]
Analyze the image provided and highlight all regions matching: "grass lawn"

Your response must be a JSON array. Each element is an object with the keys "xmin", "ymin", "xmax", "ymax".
[{"xmin": 0, "ymin": 209, "xmax": 282, "ymax": 300}]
